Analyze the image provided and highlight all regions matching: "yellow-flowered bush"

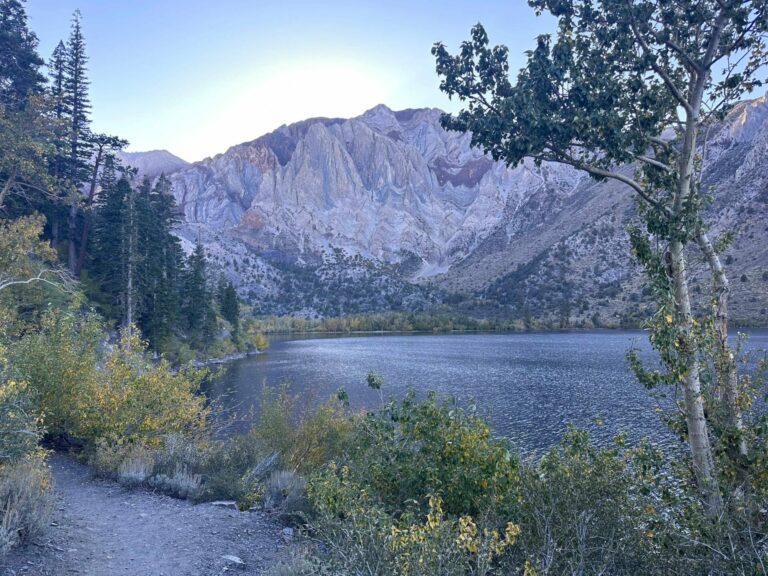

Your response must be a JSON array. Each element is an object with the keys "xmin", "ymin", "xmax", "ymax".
[
  {"xmin": 307, "ymin": 462, "xmax": 520, "ymax": 576},
  {"xmin": 79, "ymin": 330, "xmax": 207, "ymax": 446},
  {"xmin": 9, "ymin": 310, "xmax": 101, "ymax": 438},
  {"xmin": 345, "ymin": 389, "xmax": 519, "ymax": 518},
  {"xmin": 10, "ymin": 310, "xmax": 208, "ymax": 448}
]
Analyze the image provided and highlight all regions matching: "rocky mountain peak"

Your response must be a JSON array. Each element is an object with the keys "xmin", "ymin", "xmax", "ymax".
[
  {"xmin": 117, "ymin": 149, "xmax": 190, "ymax": 180},
  {"xmin": 144, "ymin": 93, "xmax": 768, "ymax": 321}
]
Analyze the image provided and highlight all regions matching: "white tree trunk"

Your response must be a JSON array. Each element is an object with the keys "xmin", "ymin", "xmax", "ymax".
[
  {"xmin": 697, "ymin": 231, "xmax": 747, "ymax": 459},
  {"xmin": 670, "ymin": 240, "xmax": 722, "ymax": 515}
]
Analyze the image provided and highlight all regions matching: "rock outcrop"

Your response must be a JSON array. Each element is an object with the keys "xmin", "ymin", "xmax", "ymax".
[{"xmin": 154, "ymin": 95, "xmax": 768, "ymax": 322}]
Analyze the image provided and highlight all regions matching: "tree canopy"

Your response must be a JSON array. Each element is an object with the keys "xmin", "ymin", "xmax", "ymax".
[{"xmin": 434, "ymin": 0, "xmax": 768, "ymax": 516}]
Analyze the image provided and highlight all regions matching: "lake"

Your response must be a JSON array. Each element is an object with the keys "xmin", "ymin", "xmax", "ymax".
[{"xmin": 204, "ymin": 330, "xmax": 768, "ymax": 453}]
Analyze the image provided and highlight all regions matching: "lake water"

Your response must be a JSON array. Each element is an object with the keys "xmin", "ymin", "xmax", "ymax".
[{"xmin": 205, "ymin": 330, "xmax": 768, "ymax": 453}]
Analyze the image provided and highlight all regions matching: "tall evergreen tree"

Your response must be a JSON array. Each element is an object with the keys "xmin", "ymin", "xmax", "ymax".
[
  {"xmin": 75, "ymin": 133, "xmax": 128, "ymax": 275},
  {"xmin": 183, "ymin": 242, "xmax": 216, "ymax": 347},
  {"xmin": 0, "ymin": 0, "xmax": 45, "ymax": 110},
  {"xmin": 150, "ymin": 177, "xmax": 184, "ymax": 350},
  {"xmin": 63, "ymin": 10, "xmax": 90, "ymax": 185},
  {"xmin": 90, "ymin": 170, "xmax": 190, "ymax": 351},
  {"xmin": 90, "ymin": 175, "xmax": 131, "ymax": 321},
  {"xmin": 48, "ymin": 42, "xmax": 66, "ymax": 115},
  {"xmin": 220, "ymin": 281, "xmax": 240, "ymax": 337},
  {"xmin": 0, "ymin": 0, "xmax": 51, "ymax": 211},
  {"xmin": 62, "ymin": 10, "xmax": 92, "ymax": 273},
  {"xmin": 47, "ymin": 40, "xmax": 68, "ymax": 186}
]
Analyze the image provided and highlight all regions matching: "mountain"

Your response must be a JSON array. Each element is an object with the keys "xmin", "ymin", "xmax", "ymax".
[
  {"xmin": 117, "ymin": 150, "xmax": 190, "ymax": 181},
  {"xmin": 160, "ymin": 97, "xmax": 768, "ymax": 324}
]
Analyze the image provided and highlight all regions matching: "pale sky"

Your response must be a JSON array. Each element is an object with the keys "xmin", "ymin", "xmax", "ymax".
[{"xmin": 26, "ymin": 1, "xmax": 555, "ymax": 162}]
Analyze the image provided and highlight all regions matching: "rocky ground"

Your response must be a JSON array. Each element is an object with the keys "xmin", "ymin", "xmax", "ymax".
[{"xmin": 1, "ymin": 454, "xmax": 286, "ymax": 576}]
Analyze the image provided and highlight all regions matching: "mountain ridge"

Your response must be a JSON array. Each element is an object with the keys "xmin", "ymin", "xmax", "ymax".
[{"xmin": 127, "ymin": 96, "xmax": 768, "ymax": 323}]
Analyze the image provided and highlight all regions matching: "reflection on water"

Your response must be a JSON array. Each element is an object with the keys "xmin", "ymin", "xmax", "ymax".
[{"xmin": 204, "ymin": 330, "xmax": 768, "ymax": 453}]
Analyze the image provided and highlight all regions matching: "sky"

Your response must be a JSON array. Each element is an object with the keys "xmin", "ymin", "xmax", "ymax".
[{"xmin": 26, "ymin": 1, "xmax": 556, "ymax": 162}]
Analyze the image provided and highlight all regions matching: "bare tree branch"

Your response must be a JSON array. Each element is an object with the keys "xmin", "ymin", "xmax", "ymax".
[{"xmin": 0, "ymin": 268, "xmax": 74, "ymax": 293}]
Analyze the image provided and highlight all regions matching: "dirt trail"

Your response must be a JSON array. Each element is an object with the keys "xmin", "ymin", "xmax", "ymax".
[{"xmin": 2, "ymin": 454, "xmax": 284, "ymax": 576}]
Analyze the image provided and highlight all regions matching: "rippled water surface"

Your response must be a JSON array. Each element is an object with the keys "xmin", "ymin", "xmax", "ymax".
[{"xmin": 206, "ymin": 330, "xmax": 768, "ymax": 452}]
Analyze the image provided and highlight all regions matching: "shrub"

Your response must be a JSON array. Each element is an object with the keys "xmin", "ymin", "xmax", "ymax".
[
  {"xmin": 253, "ymin": 385, "xmax": 353, "ymax": 475},
  {"xmin": 0, "ymin": 453, "xmax": 53, "ymax": 556},
  {"xmin": 267, "ymin": 547, "xmax": 336, "ymax": 576},
  {"xmin": 147, "ymin": 467, "xmax": 202, "ymax": 500},
  {"xmin": 264, "ymin": 470, "xmax": 308, "ymax": 518},
  {"xmin": 116, "ymin": 444, "xmax": 154, "ymax": 487},
  {"xmin": 13, "ymin": 314, "xmax": 209, "ymax": 449},
  {"xmin": 507, "ymin": 429, "xmax": 651, "ymax": 574},
  {"xmin": 306, "ymin": 463, "xmax": 518, "ymax": 576},
  {"xmin": 8, "ymin": 310, "xmax": 101, "ymax": 439},
  {"xmin": 344, "ymin": 390, "xmax": 518, "ymax": 518},
  {"xmin": 206, "ymin": 337, "xmax": 236, "ymax": 359},
  {"xmin": 0, "ymin": 370, "xmax": 51, "ymax": 558},
  {"xmin": 195, "ymin": 431, "xmax": 266, "ymax": 504},
  {"xmin": 78, "ymin": 330, "xmax": 208, "ymax": 446},
  {"xmin": 0, "ymin": 380, "xmax": 42, "ymax": 464}
]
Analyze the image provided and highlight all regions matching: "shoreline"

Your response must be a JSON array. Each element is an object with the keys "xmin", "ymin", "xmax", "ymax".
[{"xmin": 194, "ymin": 348, "xmax": 262, "ymax": 368}]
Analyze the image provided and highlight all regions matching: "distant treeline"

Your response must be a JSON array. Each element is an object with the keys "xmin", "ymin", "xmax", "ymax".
[
  {"xmin": 246, "ymin": 311, "xmax": 640, "ymax": 334},
  {"xmin": 247, "ymin": 312, "xmax": 517, "ymax": 334}
]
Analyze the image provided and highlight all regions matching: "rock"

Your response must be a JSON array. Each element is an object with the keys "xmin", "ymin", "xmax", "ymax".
[
  {"xmin": 117, "ymin": 150, "xmax": 189, "ymax": 181},
  {"xmin": 281, "ymin": 527, "xmax": 294, "ymax": 543},
  {"xmin": 135, "ymin": 95, "xmax": 768, "ymax": 321},
  {"xmin": 169, "ymin": 105, "xmax": 524, "ymax": 273},
  {"xmin": 208, "ymin": 501, "xmax": 238, "ymax": 510},
  {"xmin": 222, "ymin": 554, "xmax": 244, "ymax": 566}
]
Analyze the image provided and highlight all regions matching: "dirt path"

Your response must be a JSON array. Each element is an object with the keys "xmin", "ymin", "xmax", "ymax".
[{"xmin": 2, "ymin": 454, "xmax": 285, "ymax": 576}]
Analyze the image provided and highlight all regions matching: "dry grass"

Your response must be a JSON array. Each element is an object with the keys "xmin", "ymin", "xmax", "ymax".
[{"xmin": 0, "ymin": 453, "xmax": 54, "ymax": 556}]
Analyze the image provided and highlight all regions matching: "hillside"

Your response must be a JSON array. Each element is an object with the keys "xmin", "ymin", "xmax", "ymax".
[{"xmin": 144, "ymin": 96, "xmax": 768, "ymax": 323}]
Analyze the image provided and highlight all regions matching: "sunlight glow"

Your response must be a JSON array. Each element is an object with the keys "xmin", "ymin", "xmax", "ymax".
[{"xmin": 175, "ymin": 58, "xmax": 400, "ymax": 161}]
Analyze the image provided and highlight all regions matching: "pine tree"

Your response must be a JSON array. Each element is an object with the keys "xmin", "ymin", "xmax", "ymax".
[
  {"xmin": 90, "ymin": 176, "xmax": 137, "ymax": 329},
  {"xmin": 89, "ymin": 170, "xmax": 189, "ymax": 352},
  {"xmin": 62, "ymin": 10, "xmax": 92, "ymax": 273},
  {"xmin": 63, "ymin": 10, "xmax": 91, "ymax": 185},
  {"xmin": 48, "ymin": 41, "xmax": 66, "ymax": 117},
  {"xmin": 75, "ymin": 133, "xmax": 128, "ymax": 275},
  {"xmin": 148, "ymin": 175, "xmax": 184, "ymax": 348},
  {"xmin": 0, "ymin": 0, "xmax": 45, "ymax": 110},
  {"xmin": 220, "ymin": 282, "xmax": 240, "ymax": 336},
  {"xmin": 47, "ymin": 41, "xmax": 68, "ymax": 187},
  {"xmin": 183, "ymin": 242, "xmax": 215, "ymax": 347},
  {"xmin": 0, "ymin": 0, "xmax": 52, "ymax": 212}
]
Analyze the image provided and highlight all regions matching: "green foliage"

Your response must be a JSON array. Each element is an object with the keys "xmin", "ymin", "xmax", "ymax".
[
  {"xmin": 182, "ymin": 242, "xmax": 217, "ymax": 349},
  {"xmin": 220, "ymin": 281, "xmax": 240, "ymax": 335},
  {"xmin": 0, "ymin": 96, "xmax": 55, "ymax": 208},
  {"xmin": 9, "ymin": 309, "xmax": 101, "ymax": 438},
  {"xmin": 307, "ymin": 469, "xmax": 518, "ymax": 576},
  {"xmin": 0, "ymin": 214, "xmax": 58, "ymax": 290},
  {"xmin": 0, "ymin": 0, "xmax": 45, "ymax": 110},
  {"xmin": 511, "ymin": 429, "xmax": 647, "ymax": 574},
  {"xmin": 346, "ymin": 390, "xmax": 518, "ymax": 518},
  {"xmin": 0, "ymin": 379, "xmax": 42, "ymax": 463},
  {"xmin": 300, "ymin": 392, "xmax": 672, "ymax": 575},
  {"xmin": 10, "ymin": 309, "xmax": 208, "ymax": 447},
  {"xmin": 253, "ymin": 385, "xmax": 353, "ymax": 475},
  {"xmin": 61, "ymin": 9, "xmax": 91, "ymax": 185}
]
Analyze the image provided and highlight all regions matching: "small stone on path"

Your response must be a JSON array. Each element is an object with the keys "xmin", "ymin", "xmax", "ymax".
[{"xmin": 222, "ymin": 554, "xmax": 245, "ymax": 565}]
